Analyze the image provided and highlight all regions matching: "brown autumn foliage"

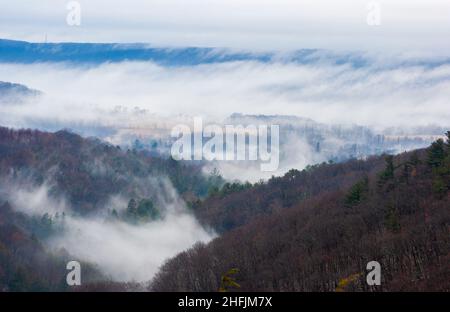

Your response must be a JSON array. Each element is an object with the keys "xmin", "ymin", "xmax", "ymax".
[
  {"xmin": 151, "ymin": 143, "xmax": 449, "ymax": 291},
  {"xmin": 191, "ymin": 157, "xmax": 386, "ymax": 232},
  {"xmin": 1, "ymin": 126, "xmax": 448, "ymax": 291}
]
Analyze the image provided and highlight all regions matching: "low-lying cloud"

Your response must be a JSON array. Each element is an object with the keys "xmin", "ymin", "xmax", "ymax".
[
  {"xmin": 3, "ymin": 178, "xmax": 215, "ymax": 282},
  {"xmin": 1, "ymin": 58, "xmax": 449, "ymax": 134},
  {"xmin": 50, "ymin": 212, "xmax": 213, "ymax": 282},
  {"xmin": 1, "ymin": 56, "xmax": 449, "ymax": 180}
]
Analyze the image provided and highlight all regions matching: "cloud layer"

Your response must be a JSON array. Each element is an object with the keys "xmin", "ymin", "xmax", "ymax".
[
  {"xmin": 1, "ymin": 58, "xmax": 449, "ymax": 134},
  {"xmin": 1, "ymin": 0, "xmax": 450, "ymax": 53}
]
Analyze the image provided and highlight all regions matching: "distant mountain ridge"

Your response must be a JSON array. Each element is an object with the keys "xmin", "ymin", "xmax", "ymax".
[
  {"xmin": 0, "ymin": 81, "xmax": 41, "ymax": 104},
  {"xmin": 0, "ymin": 39, "xmax": 272, "ymax": 65},
  {"xmin": 2, "ymin": 39, "xmax": 450, "ymax": 68},
  {"xmin": 0, "ymin": 81, "xmax": 40, "ymax": 96}
]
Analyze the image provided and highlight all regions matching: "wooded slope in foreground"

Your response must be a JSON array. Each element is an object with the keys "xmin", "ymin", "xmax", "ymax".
[{"xmin": 152, "ymin": 135, "xmax": 450, "ymax": 291}]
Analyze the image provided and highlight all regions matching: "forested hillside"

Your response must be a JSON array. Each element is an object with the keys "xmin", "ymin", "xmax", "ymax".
[
  {"xmin": 0, "ymin": 127, "xmax": 222, "ymax": 215},
  {"xmin": 0, "ymin": 126, "xmax": 222, "ymax": 291},
  {"xmin": 0, "ymin": 200, "xmax": 109, "ymax": 291},
  {"xmin": 0, "ymin": 126, "xmax": 448, "ymax": 291},
  {"xmin": 151, "ymin": 134, "xmax": 450, "ymax": 291},
  {"xmin": 191, "ymin": 157, "xmax": 386, "ymax": 232}
]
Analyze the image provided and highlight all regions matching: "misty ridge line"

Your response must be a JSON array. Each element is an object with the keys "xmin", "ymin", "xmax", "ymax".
[
  {"xmin": 3, "ymin": 38, "xmax": 450, "ymax": 69},
  {"xmin": 0, "ymin": 53, "xmax": 448, "ymax": 183},
  {"xmin": 1, "ymin": 58, "xmax": 449, "ymax": 136}
]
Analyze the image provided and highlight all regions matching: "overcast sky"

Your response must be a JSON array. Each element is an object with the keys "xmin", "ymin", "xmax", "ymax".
[{"xmin": 1, "ymin": 0, "xmax": 450, "ymax": 54}]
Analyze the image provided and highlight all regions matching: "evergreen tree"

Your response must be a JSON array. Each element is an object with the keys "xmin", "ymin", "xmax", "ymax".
[
  {"xmin": 384, "ymin": 155, "xmax": 395, "ymax": 179},
  {"xmin": 427, "ymin": 139, "xmax": 445, "ymax": 168},
  {"xmin": 137, "ymin": 199, "xmax": 160, "ymax": 220},
  {"xmin": 426, "ymin": 135, "xmax": 450, "ymax": 197},
  {"xmin": 126, "ymin": 198, "xmax": 138, "ymax": 220},
  {"xmin": 378, "ymin": 155, "xmax": 395, "ymax": 187},
  {"xmin": 345, "ymin": 177, "xmax": 369, "ymax": 207}
]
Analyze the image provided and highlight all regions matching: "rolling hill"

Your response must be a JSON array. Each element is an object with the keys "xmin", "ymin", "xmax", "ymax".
[{"xmin": 151, "ymin": 134, "xmax": 450, "ymax": 291}]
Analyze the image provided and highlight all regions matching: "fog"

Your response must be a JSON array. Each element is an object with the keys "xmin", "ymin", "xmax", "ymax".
[
  {"xmin": 3, "ymin": 181, "xmax": 67, "ymax": 216},
  {"xmin": 50, "ymin": 210, "xmax": 213, "ymax": 282},
  {"xmin": 202, "ymin": 132, "xmax": 317, "ymax": 182},
  {"xmin": 4, "ymin": 179, "xmax": 215, "ymax": 282},
  {"xmin": 1, "ymin": 58, "xmax": 450, "ymax": 133},
  {"xmin": 1, "ymin": 55, "xmax": 449, "ymax": 181}
]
